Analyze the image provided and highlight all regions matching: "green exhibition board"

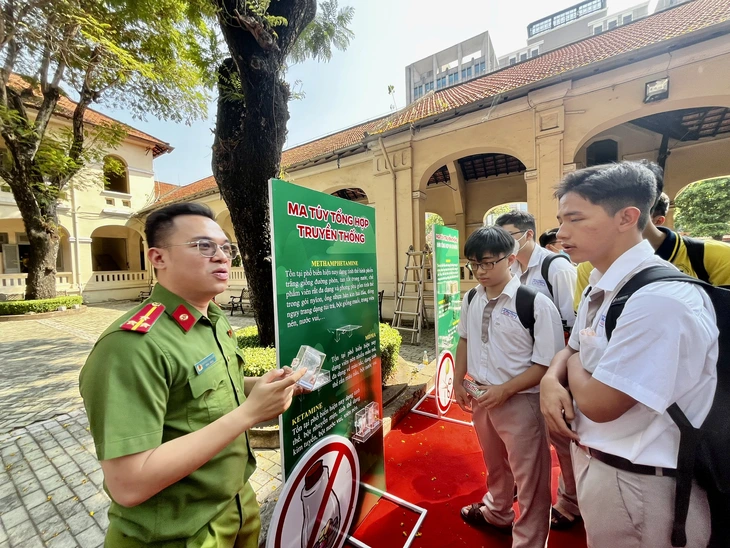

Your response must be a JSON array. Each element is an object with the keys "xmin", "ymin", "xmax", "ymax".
[
  {"xmin": 432, "ymin": 225, "xmax": 461, "ymax": 357},
  {"xmin": 268, "ymin": 178, "xmax": 385, "ymax": 498}
]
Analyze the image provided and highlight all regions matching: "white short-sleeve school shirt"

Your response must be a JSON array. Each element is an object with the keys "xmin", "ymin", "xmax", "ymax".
[
  {"xmin": 569, "ymin": 240, "xmax": 718, "ymax": 468},
  {"xmin": 511, "ymin": 244, "xmax": 577, "ymax": 328},
  {"xmin": 457, "ymin": 275, "xmax": 564, "ymax": 393}
]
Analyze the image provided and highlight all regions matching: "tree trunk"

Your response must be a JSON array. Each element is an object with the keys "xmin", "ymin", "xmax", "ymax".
[
  {"xmin": 212, "ymin": 0, "xmax": 315, "ymax": 347},
  {"xmin": 6, "ymin": 169, "xmax": 59, "ymax": 301},
  {"xmin": 212, "ymin": 58, "xmax": 290, "ymax": 347}
]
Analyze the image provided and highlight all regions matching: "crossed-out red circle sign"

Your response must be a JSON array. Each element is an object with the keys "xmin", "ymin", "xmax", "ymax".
[
  {"xmin": 268, "ymin": 435, "xmax": 360, "ymax": 548},
  {"xmin": 436, "ymin": 351, "xmax": 455, "ymax": 415}
]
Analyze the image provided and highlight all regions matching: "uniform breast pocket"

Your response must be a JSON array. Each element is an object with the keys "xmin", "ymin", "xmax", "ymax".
[
  {"xmin": 187, "ymin": 362, "xmax": 231, "ymax": 429},
  {"xmin": 577, "ymin": 331, "xmax": 608, "ymax": 375}
]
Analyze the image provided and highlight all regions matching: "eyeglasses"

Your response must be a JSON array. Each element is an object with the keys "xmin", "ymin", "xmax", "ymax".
[
  {"xmin": 508, "ymin": 230, "xmax": 525, "ymax": 237},
  {"xmin": 465, "ymin": 256, "xmax": 508, "ymax": 272},
  {"xmin": 161, "ymin": 239, "xmax": 239, "ymax": 259}
]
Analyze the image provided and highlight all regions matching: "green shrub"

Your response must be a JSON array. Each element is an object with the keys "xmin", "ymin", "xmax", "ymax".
[
  {"xmin": 379, "ymin": 323, "xmax": 402, "ymax": 383},
  {"xmin": 236, "ymin": 325, "xmax": 261, "ymax": 348},
  {"xmin": 240, "ymin": 347, "xmax": 277, "ymax": 377},
  {"xmin": 234, "ymin": 323, "xmax": 402, "ymax": 382},
  {"xmin": 0, "ymin": 296, "xmax": 83, "ymax": 316}
]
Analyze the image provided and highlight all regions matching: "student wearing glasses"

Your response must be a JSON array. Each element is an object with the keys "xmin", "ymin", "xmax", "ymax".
[
  {"xmin": 79, "ymin": 203, "xmax": 307, "ymax": 547},
  {"xmin": 454, "ymin": 226, "xmax": 564, "ymax": 548}
]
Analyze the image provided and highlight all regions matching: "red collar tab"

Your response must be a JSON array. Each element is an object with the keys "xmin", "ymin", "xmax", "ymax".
[
  {"xmin": 121, "ymin": 303, "xmax": 165, "ymax": 333},
  {"xmin": 172, "ymin": 304, "xmax": 197, "ymax": 332}
]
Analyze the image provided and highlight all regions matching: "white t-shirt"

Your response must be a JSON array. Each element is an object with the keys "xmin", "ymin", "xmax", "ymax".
[
  {"xmin": 569, "ymin": 240, "xmax": 718, "ymax": 468},
  {"xmin": 458, "ymin": 275, "xmax": 564, "ymax": 393},
  {"xmin": 512, "ymin": 244, "xmax": 577, "ymax": 327}
]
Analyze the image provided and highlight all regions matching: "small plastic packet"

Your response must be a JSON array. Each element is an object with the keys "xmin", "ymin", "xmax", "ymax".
[
  {"xmin": 290, "ymin": 345, "xmax": 326, "ymax": 390},
  {"xmin": 462, "ymin": 374, "xmax": 486, "ymax": 399}
]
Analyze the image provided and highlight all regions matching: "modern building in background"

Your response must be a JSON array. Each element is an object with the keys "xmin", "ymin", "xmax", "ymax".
[
  {"xmin": 406, "ymin": 0, "xmax": 696, "ymax": 105},
  {"xmin": 405, "ymin": 32, "xmax": 498, "ymax": 105}
]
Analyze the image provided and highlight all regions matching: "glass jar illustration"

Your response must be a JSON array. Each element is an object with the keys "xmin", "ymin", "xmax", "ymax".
[{"xmin": 301, "ymin": 459, "xmax": 341, "ymax": 548}]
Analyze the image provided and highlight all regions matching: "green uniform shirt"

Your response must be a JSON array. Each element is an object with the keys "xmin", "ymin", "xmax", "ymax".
[{"xmin": 79, "ymin": 284, "xmax": 257, "ymax": 544}]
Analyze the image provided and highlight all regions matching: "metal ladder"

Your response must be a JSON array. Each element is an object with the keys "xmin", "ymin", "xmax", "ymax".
[{"xmin": 392, "ymin": 245, "xmax": 431, "ymax": 344}]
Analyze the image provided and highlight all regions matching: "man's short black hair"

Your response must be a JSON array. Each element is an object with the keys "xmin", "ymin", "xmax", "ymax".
[
  {"xmin": 554, "ymin": 162, "xmax": 657, "ymax": 230},
  {"xmin": 637, "ymin": 159, "xmax": 664, "ymax": 195},
  {"xmin": 494, "ymin": 210, "xmax": 536, "ymax": 234},
  {"xmin": 464, "ymin": 226, "xmax": 515, "ymax": 261},
  {"xmin": 651, "ymin": 192, "xmax": 670, "ymax": 218},
  {"xmin": 145, "ymin": 203, "xmax": 216, "ymax": 248},
  {"xmin": 539, "ymin": 228, "xmax": 559, "ymax": 248}
]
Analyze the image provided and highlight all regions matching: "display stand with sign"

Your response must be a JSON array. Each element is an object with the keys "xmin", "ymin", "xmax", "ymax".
[
  {"xmin": 267, "ymin": 179, "xmax": 426, "ymax": 547},
  {"xmin": 411, "ymin": 225, "xmax": 472, "ymax": 426}
]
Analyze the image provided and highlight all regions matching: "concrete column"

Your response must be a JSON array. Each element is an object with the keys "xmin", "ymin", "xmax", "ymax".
[
  {"xmin": 410, "ymin": 189, "xmax": 427, "ymax": 252},
  {"xmin": 432, "ymin": 55, "xmax": 438, "ymax": 91},
  {"xmin": 72, "ymin": 237, "xmax": 94, "ymax": 292},
  {"xmin": 533, "ymin": 134, "xmax": 564, "ymax": 233},
  {"xmin": 457, "ymin": 43, "xmax": 463, "ymax": 82}
]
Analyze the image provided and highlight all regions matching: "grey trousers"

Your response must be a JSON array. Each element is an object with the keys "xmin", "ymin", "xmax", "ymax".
[
  {"xmin": 472, "ymin": 393, "xmax": 551, "ymax": 548},
  {"xmin": 571, "ymin": 442, "xmax": 711, "ymax": 548}
]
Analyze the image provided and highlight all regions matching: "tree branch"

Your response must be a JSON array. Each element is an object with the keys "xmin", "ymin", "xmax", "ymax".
[{"xmin": 268, "ymin": 0, "xmax": 317, "ymax": 56}]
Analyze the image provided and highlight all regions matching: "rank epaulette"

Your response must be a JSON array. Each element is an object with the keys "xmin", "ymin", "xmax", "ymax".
[{"xmin": 120, "ymin": 302, "xmax": 165, "ymax": 333}]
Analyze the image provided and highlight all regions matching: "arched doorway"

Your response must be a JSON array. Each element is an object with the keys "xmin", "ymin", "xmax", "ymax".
[
  {"xmin": 574, "ymin": 106, "xmax": 730, "ymax": 206},
  {"xmin": 673, "ymin": 176, "xmax": 730, "ymax": 241},
  {"xmin": 90, "ymin": 225, "xmax": 144, "ymax": 272},
  {"xmin": 423, "ymin": 152, "xmax": 528, "ymax": 254},
  {"xmin": 483, "ymin": 202, "xmax": 529, "ymax": 226}
]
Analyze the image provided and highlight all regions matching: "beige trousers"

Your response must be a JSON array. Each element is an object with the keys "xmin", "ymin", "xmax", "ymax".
[
  {"xmin": 472, "ymin": 392, "xmax": 552, "ymax": 548},
  {"xmin": 571, "ymin": 442, "xmax": 711, "ymax": 548},
  {"xmin": 550, "ymin": 430, "xmax": 580, "ymax": 516}
]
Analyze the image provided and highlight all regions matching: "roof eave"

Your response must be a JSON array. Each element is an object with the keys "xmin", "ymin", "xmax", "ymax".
[{"xmin": 365, "ymin": 20, "xmax": 730, "ymax": 142}]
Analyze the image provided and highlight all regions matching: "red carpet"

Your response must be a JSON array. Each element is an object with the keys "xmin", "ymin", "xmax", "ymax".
[{"xmin": 348, "ymin": 397, "xmax": 588, "ymax": 548}]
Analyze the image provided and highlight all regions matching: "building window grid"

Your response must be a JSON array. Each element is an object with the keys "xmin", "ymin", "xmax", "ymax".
[
  {"xmin": 623, "ymin": 14, "xmax": 632, "ymax": 24},
  {"xmin": 608, "ymin": 19, "xmax": 617, "ymax": 29},
  {"xmin": 529, "ymin": 0, "xmax": 605, "ymax": 36}
]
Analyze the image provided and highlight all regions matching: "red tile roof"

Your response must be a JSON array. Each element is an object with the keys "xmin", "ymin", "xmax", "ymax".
[
  {"xmin": 154, "ymin": 181, "xmax": 178, "ymax": 200},
  {"xmin": 8, "ymin": 74, "xmax": 173, "ymax": 157},
  {"xmin": 369, "ymin": 0, "xmax": 730, "ymax": 134},
  {"xmin": 154, "ymin": 0, "xmax": 730, "ymax": 205},
  {"xmin": 154, "ymin": 175, "xmax": 217, "ymax": 205}
]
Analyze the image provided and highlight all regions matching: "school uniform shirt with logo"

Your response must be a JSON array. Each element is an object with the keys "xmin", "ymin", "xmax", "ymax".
[
  {"xmin": 568, "ymin": 240, "xmax": 718, "ymax": 469},
  {"xmin": 457, "ymin": 275, "xmax": 564, "ymax": 392},
  {"xmin": 511, "ymin": 244, "xmax": 577, "ymax": 328}
]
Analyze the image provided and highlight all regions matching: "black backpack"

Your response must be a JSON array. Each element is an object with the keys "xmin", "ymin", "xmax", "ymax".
[
  {"xmin": 604, "ymin": 265, "xmax": 730, "ymax": 547},
  {"xmin": 683, "ymin": 237, "xmax": 710, "ymax": 284},
  {"xmin": 540, "ymin": 253, "xmax": 572, "ymax": 298},
  {"xmin": 467, "ymin": 284, "xmax": 538, "ymax": 339}
]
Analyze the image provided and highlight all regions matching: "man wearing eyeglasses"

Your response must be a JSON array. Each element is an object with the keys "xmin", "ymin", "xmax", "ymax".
[{"xmin": 79, "ymin": 203, "xmax": 306, "ymax": 547}]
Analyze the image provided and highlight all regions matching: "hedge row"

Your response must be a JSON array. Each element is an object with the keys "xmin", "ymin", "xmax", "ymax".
[
  {"xmin": 236, "ymin": 323, "xmax": 403, "ymax": 382},
  {"xmin": 0, "ymin": 296, "xmax": 83, "ymax": 316}
]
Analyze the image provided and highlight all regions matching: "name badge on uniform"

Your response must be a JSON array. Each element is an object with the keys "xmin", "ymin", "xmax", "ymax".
[{"xmin": 194, "ymin": 354, "xmax": 216, "ymax": 375}]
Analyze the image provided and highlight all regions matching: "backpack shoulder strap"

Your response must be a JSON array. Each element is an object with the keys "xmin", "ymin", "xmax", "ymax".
[
  {"xmin": 516, "ymin": 285, "xmax": 538, "ymax": 340},
  {"xmin": 604, "ymin": 265, "xmax": 703, "ymax": 341},
  {"xmin": 540, "ymin": 253, "xmax": 571, "ymax": 297},
  {"xmin": 682, "ymin": 237, "xmax": 710, "ymax": 283},
  {"xmin": 467, "ymin": 287, "xmax": 477, "ymax": 306}
]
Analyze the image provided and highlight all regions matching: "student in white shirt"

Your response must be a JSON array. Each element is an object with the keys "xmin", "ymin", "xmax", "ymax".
[
  {"xmin": 495, "ymin": 210, "xmax": 577, "ymax": 330},
  {"xmin": 496, "ymin": 210, "xmax": 580, "ymax": 530},
  {"xmin": 455, "ymin": 226, "xmax": 564, "ymax": 548},
  {"xmin": 540, "ymin": 161, "xmax": 717, "ymax": 547}
]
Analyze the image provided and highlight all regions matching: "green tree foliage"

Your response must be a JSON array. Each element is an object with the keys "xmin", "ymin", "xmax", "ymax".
[
  {"xmin": 425, "ymin": 212, "xmax": 444, "ymax": 242},
  {"xmin": 211, "ymin": 0, "xmax": 354, "ymax": 346},
  {"xmin": 0, "ymin": 0, "xmax": 217, "ymax": 299},
  {"xmin": 674, "ymin": 177, "xmax": 730, "ymax": 240}
]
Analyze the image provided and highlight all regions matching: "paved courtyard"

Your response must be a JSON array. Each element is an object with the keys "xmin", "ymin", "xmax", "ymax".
[{"xmin": 0, "ymin": 301, "xmax": 432, "ymax": 547}]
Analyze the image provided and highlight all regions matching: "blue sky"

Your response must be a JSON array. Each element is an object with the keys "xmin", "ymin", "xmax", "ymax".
[{"xmin": 95, "ymin": 0, "xmax": 642, "ymax": 186}]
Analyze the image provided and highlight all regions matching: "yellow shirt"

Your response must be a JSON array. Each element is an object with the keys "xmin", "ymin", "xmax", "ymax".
[{"xmin": 573, "ymin": 228, "xmax": 730, "ymax": 310}]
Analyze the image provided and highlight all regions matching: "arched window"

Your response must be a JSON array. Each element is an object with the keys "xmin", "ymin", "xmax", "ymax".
[
  {"xmin": 586, "ymin": 139, "xmax": 618, "ymax": 167},
  {"xmin": 103, "ymin": 155, "xmax": 129, "ymax": 194}
]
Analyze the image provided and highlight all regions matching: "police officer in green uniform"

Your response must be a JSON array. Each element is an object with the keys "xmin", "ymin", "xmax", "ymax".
[{"xmin": 79, "ymin": 203, "xmax": 306, "ymax": 547}]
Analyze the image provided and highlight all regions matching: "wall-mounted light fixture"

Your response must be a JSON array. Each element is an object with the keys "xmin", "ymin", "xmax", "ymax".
[{"xmin": 645, "ymin": 77, "xmax": 669, "ymax": 103}]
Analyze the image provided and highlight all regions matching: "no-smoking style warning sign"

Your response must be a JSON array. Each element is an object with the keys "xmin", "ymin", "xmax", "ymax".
[
  {"xmin": 435, "ymin": 351, "xmax": 455, "ymax": 415},
  {"xmin": 268, "ymin": 435, "xmax": 360, "ymax": 548}
]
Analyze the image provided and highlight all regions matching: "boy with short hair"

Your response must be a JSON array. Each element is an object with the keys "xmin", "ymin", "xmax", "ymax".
[
  {"xmin": 454, "ymin": 226, "xmax": 564, "ymax": 548},
  {"xmin": 541, "ymin": 161, "xmax": 717, "ymax": 547}
]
